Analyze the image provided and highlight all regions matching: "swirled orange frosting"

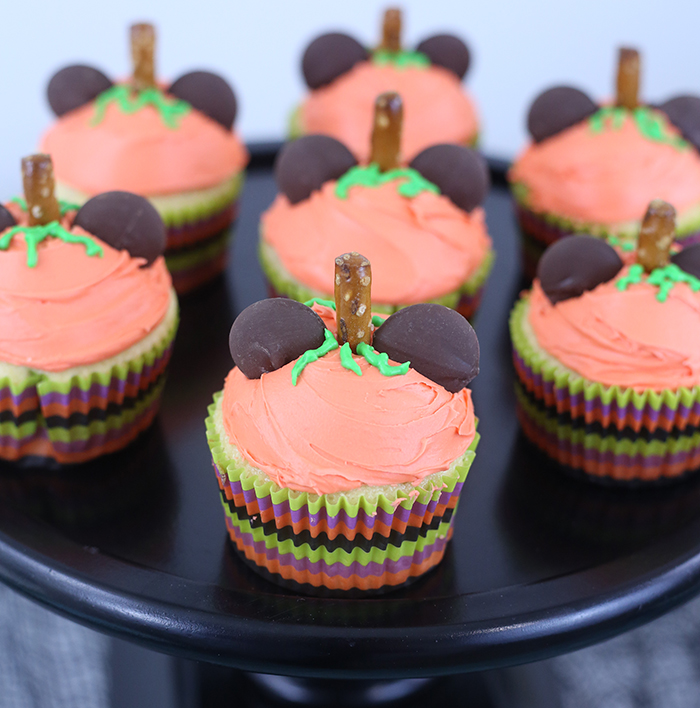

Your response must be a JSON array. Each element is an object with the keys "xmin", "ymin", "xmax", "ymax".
[
  {"xmin": 300, "ymin": 62, "xmax": 478, "ymax": 163},
  {"xmin": 0, "ymin": 203, "xmax": 172, "ymax": 372},
  {"xmin": 262, "ymin": 181, "xmax": 491, "ymax": 305},
  {"xmin": 40, "ymin": 93, "xmax": 248, "ymax": 196},
  {"xmin": 222, "ymin": 305, "xmax": 475, "ymax": 495},
  {"xmin": 528, "ymin": 276, "xmax": 700, "ymax": 390},
  {"xmin": 510, "ymin": 118, "xmax": 700, "ymax": 224}
]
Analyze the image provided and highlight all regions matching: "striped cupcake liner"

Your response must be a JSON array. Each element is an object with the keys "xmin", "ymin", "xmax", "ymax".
[
  {"xmin": 207, "ymin": 394, "xmax": 478, "ymax": 593},
  {"xmin": 511, "ymin": 297, "xmax": 700, "ymax": 482},
  {"xmin": 0, "ymin": 318, "xmax": 177, "ymax": 465},
  {"xmin": 166, "ymin": 227, "xmax": 233, "ymax": 294}
]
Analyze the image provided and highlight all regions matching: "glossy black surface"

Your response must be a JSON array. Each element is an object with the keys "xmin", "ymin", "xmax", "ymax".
[{"xmin": 2, "ymin": 147, "xmax": 700, "ymax": 679}]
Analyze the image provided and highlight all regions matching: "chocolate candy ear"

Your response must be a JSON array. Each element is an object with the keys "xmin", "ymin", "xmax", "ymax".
[
  {"xmin": 372, "ymin": 304, "xmax": 479, "ymax": 392},
  {"xmin": 302, "ymin": 33, "xmax": 369, "ymax": 89},
  {"xmin": 73, "ymin": 192, "xmax": 165, "ymax": 266},
  {"xmin": 415, "ymin": 34, "xmax": 470, "ymax": 79},
  {"xmin": 229, "ymin": 299, "xmax": 327, "ymax": 379},
  {"xmin": 275, "ymin": 135, "xmax": 358, "ymax": 204},
  {"xmin": 0, "ymin": 205, "xmax": 17, "ymax": 233},
  {"xmin": 671, "ymin": 244, "xmax": 700, "ymax": 279},
  {"xmin": 168, "ymin": 71, "xmax": 237, "ymax": 130},
  {"xmin": 658, "ymin": 95, "xmax": 700, "ymax": 153},
  {"xmin": 537, "ymin": 235, "xmax": 623, "ymax": 304},
  {"xmin": 47, "ymin": 65, "xmax": 113, "ymax": 117},
  {"xmin": 527, "ymin": 86, "xmax": 598, "ymax": 143},
  {"xmin": 409, "ymin": 144, "xmax": 489, "ymax": 212}
]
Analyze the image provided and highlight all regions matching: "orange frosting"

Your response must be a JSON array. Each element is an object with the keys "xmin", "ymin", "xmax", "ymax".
[
  {"xmin": 0, "ymin": 203, "xmax": 172, "ymax": 372},
  {"xmin": 510, "ymin": 118, "xmax": 700, "ymax": 225},
  {"xmin": 40, "ymin": 93, "xmax": 248, "ymax": 196},
  {"xmin": 222, "ymin": 305, "xmax": 476, "ymax": 495},
  {"xmin": 300, "ymin": 62, "xmax": 478, "ymax": 163},
  {"xmin": 528, "ymin": 276, "xmax": 700, "ymax": 391},
  {"xmin": 262, "ymin": 181, "xmax": 491, "ymax": 305}
]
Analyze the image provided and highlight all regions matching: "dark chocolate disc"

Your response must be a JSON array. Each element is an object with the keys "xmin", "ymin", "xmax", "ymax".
[
  {"xmin": 659, "ymin": 95, "xmax": 700, "ymax": 152},
  {"xmin": 168, "ymin": 71, "xmax": 237, "ymax": 130},
  {"xmin": 372, "ymin": 304, "xmax": 479, "ymax": 393},
  {"xmin": 0, "ymin": 205, "xmax": 17, "ymax": 233},
  {"xmin": 415, "ymin": 34, "xmax": 470, "ymax": 79},
  {"xmin": 671, "ymin": 244, "xmax": 700, "ymax": 279},
  {"xmin": 73, "ymin": 191, "xmax": 166, "ymax": 266},
  {"xmin": 409, "ymin": 144, "xmax": 489, "ymax": 212},
  {"xmin": 275, "ymin": 135, "xmax": 358, "ymax": 204},
  {"xmin": 229, "ymin": 299, "xmax": 328, "ymax": 379},
  {"xmin": 47, "ymin": 65, "xmax": 113, "ymax": 117},
  {"xmin": 302, "ymin": 33, "xmax": 369, "ymax": 89},
  {"xmin": 537, "ymin": 235, "xmax": 623, "ymax": 304},
  {"xmin": 527, "ymin": 86, "xmax": 598, "ymax": 143}
]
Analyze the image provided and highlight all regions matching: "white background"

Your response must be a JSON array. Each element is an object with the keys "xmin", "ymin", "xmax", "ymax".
[{"xmin": 0, "ymin": 0, "xmax": 689, "ymax": 195}]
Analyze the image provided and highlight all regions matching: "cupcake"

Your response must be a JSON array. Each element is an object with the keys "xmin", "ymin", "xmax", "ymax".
[
  {"xmin": 511, "ymin": 200, "xmax": 700, "ymax": 483},
  {"xmin": 206, "ymin": 252, "xmax": 480, "ymax": 593},
  {"xmin": 262, "ymin": 92, "xmax": 493, "ymax": 319},
  {"xmin": 40, "ymin": 23, "xmax": 249, "ymax": 293},
  {"xmin": 292, "ymin": 8, "xmax": 478, "ymax": 162},
  {"xmin": 509, "ymin": 48, "xmax": 700, "ymax": 275},
  {"xmin": 0, "ymin": 154, "xmax": 177, "ymax": 464}
]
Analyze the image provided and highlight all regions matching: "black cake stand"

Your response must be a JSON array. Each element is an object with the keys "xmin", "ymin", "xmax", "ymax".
[{"xmin": 1, "ymin": 146, "xmax": 700, "ymax": 706}]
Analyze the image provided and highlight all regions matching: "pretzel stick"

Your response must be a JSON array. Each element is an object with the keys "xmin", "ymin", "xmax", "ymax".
[
  {"xmin": 380, "ymin": 8, "xmax": 402, "ymax": 52},
  {"xmin": 22, "ymin": 155, "xmax": 60, "ymax": 226},
  {"xmin": 335, "ymin": 252, "xmax": 372, "ymax": 351},
  {"xmin": 131, "ymin": 23, "xmax": 156, "ymax": 91},
  {"xmin": 616, "ymin": 47, "xmax": 640, "ymax": 110},
  {"xmin": 370, "ymin": 92, "xmax": 403, "ymax": 171},
  {"xmin": 637, "ymin": 200, "xmax": 675, "ymax": 272}
]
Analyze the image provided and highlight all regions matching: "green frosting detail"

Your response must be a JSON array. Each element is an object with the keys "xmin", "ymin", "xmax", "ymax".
[
  {"xmin": 91, "ymin": 85, "xmax": 191, "ymax": 129},
  {"xmin": 335, "ymin": 164, "xmax": 440, "ymax": 200},
  {"xmin": 607, "ymin": 235, "xmax": 636, "ymax": 252},
  {"xmin": 372, "ymin": 315, "xmax": 386, "ymax": 328},
  {"xmin": 357, "ymin": 342, "xmax": 410, "ymax": 376},
  {"xmin": 372, "ymin": 49, "xmax": 430, "ymax": 69},
  {"xmin": 340, "ymin": 342, "xmax": 362, "ymax": 376},
  {"xmin": 588, "ymin": 106, "xmax": 689, "ymax": 151},
  {"xmin": 0, "ymin": 222, "xmax": 103, "ymax": 268},
  {"xmin": 10, "ymin": 196, "xmax": 79, "ymax": 216},
  {"xmin": 291, "ymin": 328, "xmax": 339, "ymax": 386},
  {"xmin": 616, "ymin": 262, "xmax": 700, "ymax": 302},
  {"xmin": 304, "ymin": 297, "xmax": 336, "ymax": 310}
]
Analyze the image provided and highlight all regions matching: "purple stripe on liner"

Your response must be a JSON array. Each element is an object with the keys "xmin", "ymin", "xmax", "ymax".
[
  {"xmin": 226, "ymin": 517, "xmax": 448, "ymax": 579},
  {"xmin": 0, "ymin": 387, "xmax": 38, "ymax": 406},
  {"xmin": 676, "ymin": 230, "xmax": 700, "ymax": 247}
]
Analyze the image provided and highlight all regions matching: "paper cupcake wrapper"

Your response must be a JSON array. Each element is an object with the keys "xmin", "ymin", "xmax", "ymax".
[
  {"xmin": 206, "ymin": 394, "xmax": 478, "ymax": 591},
  {"xmin": 259, "ymin": 238, "xmax": 494, "ymax": 318},
  {"xmin": 0, "ymin": 319, "xmax": 177, "ymax": 465},
  {"xmin": 166, "ymin": 202, "xmax": 237, "ymax": 251},
  {"xmin": 166, "ymin": 227, "xmax": 233, "ymax": 294}
]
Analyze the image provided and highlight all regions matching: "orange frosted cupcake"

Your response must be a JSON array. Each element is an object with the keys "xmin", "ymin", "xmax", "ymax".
[
  {"xmin": 291, "ymin": 8, "xmax": 479, "ymax": 162},
  {"xmin": 509, "ymin": 48, "xmax": 700, "ymax": 274},
  {"xmin": 40, "ymin": 23, "xmax": 249, "ymax": 293},
  {"xmin": 263, "ymin": 93, "xmax": 493, "ymax": 319},
  {"xmin": 0, "ymin": 155, "xmax": 177, "ymax": 464},
  {"xmin": 207, "ymin": 253, "xmax": 480, "ymax": 594},
  {"xmin": 511, "ymin": 201, "xmax": 700, "ymax": 483}
]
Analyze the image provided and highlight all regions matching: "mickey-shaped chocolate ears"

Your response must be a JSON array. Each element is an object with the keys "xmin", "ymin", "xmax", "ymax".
[
  {"xmin": 537, "ymin": 235, "xmax": 623, "ymax": 304},
  {"xmin": 229, "ymin": 299, "xmax": 327, "ymax": 379},
  {"xmin": 373, "ymin": 303, "xmax": 479, "ymax": 392},
  {"xmin": 47, "ymin": 65, "xmax": 113, "ymax": 117},
  {"xmin": 275, "ymin": 135, "xmax": 358, "ymax": 204},
  {"xmin": 527, "ymin": 86, "xmax": 598, "ymax": 143},
  {"xmin": 409, "ymin": 144, "xmax": 489, "ymax": 212},
  {"xmin": 168, "ymin": 71, "xmax": 237, "ymax": 130},
  {"xmin": 0, "ymin": 205, "xmax": 17, "ymax": 233},
  {"xmin": 658, "ymin": 95, "xmax": 700, "ymax": 153},
  {"xmin": 302, "ymin": 33, "xmax": 369, "ymax": 90},
  {"xmin": 671, "ymin": 244, "xmax": 700, "ymax": 279},
  {"xmin": 415, "ymin": 34, "xmax": 470, "ymax": 79},
  {"xmin": 73, "ymin": 191, "xmax": 166, "ymax": 266}
]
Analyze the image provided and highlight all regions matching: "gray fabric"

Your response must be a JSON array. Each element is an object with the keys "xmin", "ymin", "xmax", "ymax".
[
  {"xmin": 549, "ymin": 596, "xmax": 700, "ymax": 708},
  {"xmin": 0, "ymin": 585, "xmax": 109, "ymax": 708}
]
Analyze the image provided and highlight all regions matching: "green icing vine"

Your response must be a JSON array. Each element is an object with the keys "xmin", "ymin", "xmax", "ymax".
[
  {"xmin": 372, "ymin": 49, "xmax": 430, "ymax": 69},
  {"xmin": 291, "ymin": 328, "xmax": 338, "ymax": 385},
  {"xmin": 607, "ymin": 235, "xmax": 636, "ymax": 252},
  {"xmin": 91, "ymin": 85, "xmax": 191, "ymax": 129},
  {"xmin": 0, "ymin": 222, "xmax": 103, "ymax": 268},
  {"xmin": 372, "ymin": 314, "xmax": 386, "ymax": 328},
  {"xmin": 357, "ymin": 342, "xmax": 410, "ymax": 376},
  {"xmin": 616, "ymin": 262, "xmax": 700, "ymax": 302},
  {"xmin": 335, "ymin": 164, "xmax": 439, "ymax": 199},
  {"xmin": 10, "ymin": 196, "xmax": 79, "ymax": 216},
  {"xmin": 340, "ymin": 342, "xmax": 362, "ymax": 376},
  {"xmin": 588, "ymin": 106, "xmax": 688, "ymax": 151},
  {"xmin": 304, "ymin": 297, "xmax": 336, "ymax": 310}
]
